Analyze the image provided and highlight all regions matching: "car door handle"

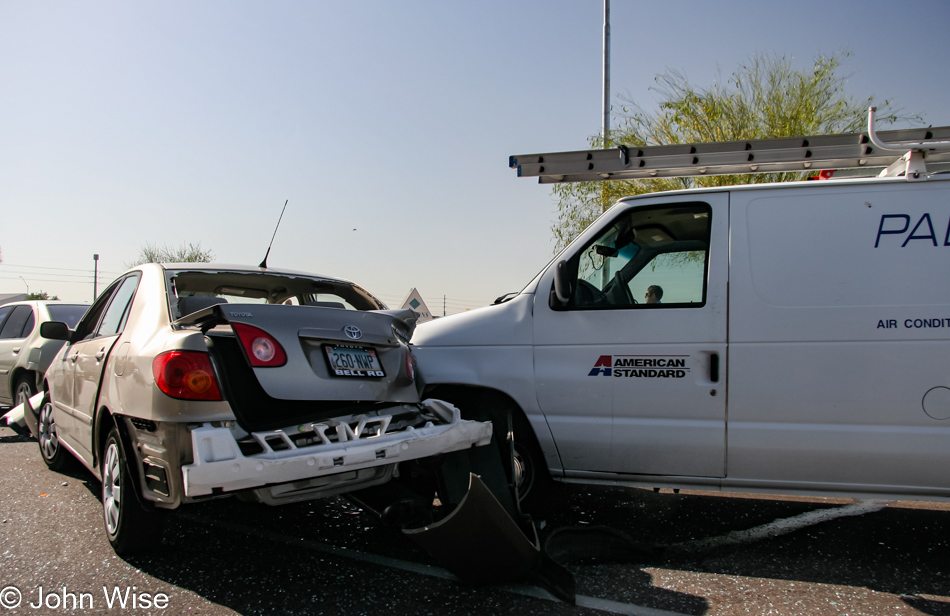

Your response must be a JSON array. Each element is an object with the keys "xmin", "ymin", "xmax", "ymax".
[
  {"xmin": 95, "ymin": 348, "xmax": 106, "ymax": 361},
  {"xmin": 12, "ymin": 347, "xmax": 20, "ymax": 355},
  {"xmin": 69, "ymin": 352, "xmax": 79, "ymax": 362},
  {"xmin": 710, "ymin": 353, "xmax": 720, "ymax": 383}
]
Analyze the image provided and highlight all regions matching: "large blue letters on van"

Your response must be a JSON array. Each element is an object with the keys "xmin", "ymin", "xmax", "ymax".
[{"xmin": 875, "ymin": 214, "xmax": 950, "ymax": 247}]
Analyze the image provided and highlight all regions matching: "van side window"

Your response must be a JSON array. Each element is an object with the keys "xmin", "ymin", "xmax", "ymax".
[{"xmin": 566, "ymin": 202, "xmax": 711, "ymax": 309}]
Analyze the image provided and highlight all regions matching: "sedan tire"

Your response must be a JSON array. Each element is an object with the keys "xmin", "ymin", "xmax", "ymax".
[
  {"xmin": 37, "ymin": 396, "xmax": 74, "ymax": 472},
  {"xmin": 14, "ymin": 375, "xmax": 36, "ymax": 409},
  {"xmin": 102, "ymin": 428, "xmax": 164, "ymax": 554}
]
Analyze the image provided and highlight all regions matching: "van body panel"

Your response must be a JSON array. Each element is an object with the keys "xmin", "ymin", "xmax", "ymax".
[
  {"xmin": 530, "ymin": 193, "xmax": 729, "ymax": 476},
  {"xmin": 729, "ymin": 181, "xmax": 950, "ymax": 343},
  {"xmin": 413, "ymin": 175, "xmax": 950, "ymax": 502},
  {"xmin": 411, "ymin": 294, "xmax": 565, "ymax": 474},
  {"xmin": 724, "ymin": 179, "xmax": 950, "ymax": 495}
]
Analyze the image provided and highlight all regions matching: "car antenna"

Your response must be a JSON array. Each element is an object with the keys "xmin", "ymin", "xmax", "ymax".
[{"xmin": 259, "ymin": 199, "xmax": 288, "ymax": 269}]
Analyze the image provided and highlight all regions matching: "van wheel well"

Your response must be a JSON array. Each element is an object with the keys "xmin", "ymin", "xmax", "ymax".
[{"xmin": 423, "ymin": 385, "xmax": 552, "ymax": 512}]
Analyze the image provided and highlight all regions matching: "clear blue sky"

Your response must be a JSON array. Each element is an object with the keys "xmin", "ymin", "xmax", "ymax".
[{"xmin": 3, "ymin": 1, "xmax": 949, "ymax": 313}]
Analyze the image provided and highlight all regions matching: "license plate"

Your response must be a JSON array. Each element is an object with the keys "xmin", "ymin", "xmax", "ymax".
[{"xmin": 324, "ymin": 345, "xmax": 385, "ymax": 377}]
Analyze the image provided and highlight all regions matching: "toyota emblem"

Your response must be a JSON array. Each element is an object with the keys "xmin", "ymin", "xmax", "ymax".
[{"xmin": 344, "ymin": 325, "xmax": 362, "ymax": 340}]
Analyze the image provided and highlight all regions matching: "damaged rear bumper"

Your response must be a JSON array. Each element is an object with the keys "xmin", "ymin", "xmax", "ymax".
[{"xmin": 181, "ymin": 399, "xmax": 492, "ymax": 498}]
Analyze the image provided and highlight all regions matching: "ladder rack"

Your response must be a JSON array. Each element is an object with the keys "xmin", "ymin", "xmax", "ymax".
[{"xmin": 511, "ymin": 108, "xmax": 950, "ymax": 184}]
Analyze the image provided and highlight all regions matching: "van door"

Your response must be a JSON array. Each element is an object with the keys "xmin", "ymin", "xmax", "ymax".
[{"xmin": 533, "ymin": 195, "xmax": 729, "ymax": 478}]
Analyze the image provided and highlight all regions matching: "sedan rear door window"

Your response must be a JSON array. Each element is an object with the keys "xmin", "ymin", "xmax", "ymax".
[
  {"xmin": 0, "ymin": 306, "xmax": 34, "ymax": 339},
  {"xmin": 97, "ymin": 276, "xmax": 140, "ymax": 338}
]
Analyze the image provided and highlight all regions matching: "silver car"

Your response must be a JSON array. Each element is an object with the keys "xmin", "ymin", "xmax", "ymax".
[
  {"xmin": 31, "ymin": 263, "xmax": 491, "ymax": 554},
  {"xmin": 0, "ymin": 300, "xmax": 88, "ymax": 408}
]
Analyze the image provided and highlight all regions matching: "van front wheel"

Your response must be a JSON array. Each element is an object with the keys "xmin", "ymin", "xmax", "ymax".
[{"xmin": 510, "ymin": 413, "xmax": 552, "ymax": 513}]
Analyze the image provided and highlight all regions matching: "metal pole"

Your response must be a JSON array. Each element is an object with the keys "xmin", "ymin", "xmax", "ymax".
[
  {"xmin": 93, "ymin": 254, "xmax": 99, "ymax": 300},
  {"xmin": 600, "ymin": 0, "xmax": 612, "ymax": 291},
  {"xmin": 18, "ymin": 276, "xmax": 28, "ymax": 297},
  {"xmin": 602, "ymin": 0, "xmax": 610, "ymax": 147}
]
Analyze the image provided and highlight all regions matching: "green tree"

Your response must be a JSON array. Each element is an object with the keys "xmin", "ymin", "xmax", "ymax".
[
  {"xmin": 27, "ymin": 291, "xmax": 60, "ymax": 300},
  {"xmin": 552, "ymin": 52, "xmax": 919, "ymax": 251},
  {"xmin": 127, "ymin": 241, "xmax": 215, "ymax": 267}
]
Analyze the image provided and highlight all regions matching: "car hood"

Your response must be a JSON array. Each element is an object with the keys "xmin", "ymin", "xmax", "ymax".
[{"xmin": 411, "ymin": 293, "xmax": 534, "ymax": 348}]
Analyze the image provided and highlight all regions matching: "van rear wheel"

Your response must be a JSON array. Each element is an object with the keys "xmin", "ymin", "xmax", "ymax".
[{"xmin": 101, "ymin": 428, "xmax": 164, "ymax": 554}]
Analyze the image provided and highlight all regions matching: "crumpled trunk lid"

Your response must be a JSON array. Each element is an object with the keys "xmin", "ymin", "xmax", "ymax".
[{"xmin": 176, "ymin": 304, "xmax": 420, "ymax": 431}]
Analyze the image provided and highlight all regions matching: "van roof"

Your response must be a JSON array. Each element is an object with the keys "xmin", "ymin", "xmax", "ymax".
[{"xmin": 613, "ymin": 172, "xmax": 950, "ymax": 203}]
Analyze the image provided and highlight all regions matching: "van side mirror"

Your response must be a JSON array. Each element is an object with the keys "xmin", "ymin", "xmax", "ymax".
[
  {"xmin": 553, "ymin": 260, "xmax": 573, "ymax": 305},
  {"xmin": 40, "ymin": 321, "xmax": 73, "ymax": 342}
]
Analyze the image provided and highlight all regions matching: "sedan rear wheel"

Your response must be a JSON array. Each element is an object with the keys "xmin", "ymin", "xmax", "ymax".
[
  {"xmin": 101, "ymin": 428, "xmax": 164, "ymax": 554},
  {"xmin": 14, "ymin": 375, "xmax": 36, "ymax": 408},
  {"xmin": 37, "ymin": 397, "xmax": 74, "ymax": 472}
]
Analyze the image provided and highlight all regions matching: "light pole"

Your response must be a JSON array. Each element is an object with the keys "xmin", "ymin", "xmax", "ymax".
[
  {"xmin": 18, "ymin": 276, "xmax": 29, "ymax": 297},
  {"xmin": 602, "ymin": 0, "xmax": 610, "ymax": 147},
  {"xmin": 93, "ymin": 254, "xmax": 99, "ymax": 300}
]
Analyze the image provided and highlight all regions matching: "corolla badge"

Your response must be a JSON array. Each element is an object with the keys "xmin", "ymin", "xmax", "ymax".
[{"xmin": 344, "ymin": 325, "xmax": 362, "ymax": 340}]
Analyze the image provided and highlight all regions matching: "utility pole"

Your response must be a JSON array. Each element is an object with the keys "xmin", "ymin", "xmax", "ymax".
[
  {"xmin": 600, "ymin": 0, "xmax": 612, "ymax": 291},
  {"xmin": 93, "ymin": 254, "xmax": 99, "ymax": 300},
  {"xmin": 602, "ymin": 0, "xmax": 610, "ymax": 147}
]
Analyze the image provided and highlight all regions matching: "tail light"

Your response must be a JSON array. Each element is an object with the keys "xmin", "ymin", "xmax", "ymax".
[
  {"xmin": 152, "ymin": 351, "xmax": 222, "ymax": 400},
  {"xmin": 231, "ymin": 323, "xmax": 287, "ymax": 367}
]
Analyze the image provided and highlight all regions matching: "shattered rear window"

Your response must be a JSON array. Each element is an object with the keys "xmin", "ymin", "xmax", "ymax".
[{"xmin": 167, "ymin": 270, "xmax": 385, "ymax": 319}]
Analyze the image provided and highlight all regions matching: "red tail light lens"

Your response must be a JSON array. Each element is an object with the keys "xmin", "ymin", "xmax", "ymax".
[
  {"xmin": 152, "ymin": 351, "xmax": 222, "ymax": 400},
  {"xmin": 231, "ymin": 323, "xmax": 287, "ymax": 367}
]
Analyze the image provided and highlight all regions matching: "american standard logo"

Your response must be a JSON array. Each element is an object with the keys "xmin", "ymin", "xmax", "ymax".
[{"xmin": 588, "ymin": 355, "xmax": 689, "ymax": 378}]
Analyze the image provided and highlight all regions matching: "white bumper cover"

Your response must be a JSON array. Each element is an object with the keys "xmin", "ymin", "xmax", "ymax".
[
  {"xmin": 1, "ymin": 391, "xmax": 42, "ymax": 427},
  {"xmin": 181, "ymin": 399, "xmax": 492, "ymax": 497}
]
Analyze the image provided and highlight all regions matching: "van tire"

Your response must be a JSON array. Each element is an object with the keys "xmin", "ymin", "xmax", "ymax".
[
  {"xmin": 510, "ymin": 410, "xmax": 554, "ymax": 514},
  {"xmin": 429, "ymin": 387, "xmax": 554, "ymax": 514},
  {"xmin": 101, "ymin": 428, "xmax": 164, "ymax": 554}
]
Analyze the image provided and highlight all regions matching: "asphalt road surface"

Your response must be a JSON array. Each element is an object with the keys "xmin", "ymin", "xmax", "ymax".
[{"xmin": 1, "ymin": 422, "xmax": 948, "ymax": 615}]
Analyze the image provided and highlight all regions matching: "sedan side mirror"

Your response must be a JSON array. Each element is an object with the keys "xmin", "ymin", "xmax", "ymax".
[
  {"xmin": 40, "ymin": 321, "xmax": 73, "ymax": 342},
  {"xmin": 553, "ymin": 260, "xmax": 573, "ymax": 305}
]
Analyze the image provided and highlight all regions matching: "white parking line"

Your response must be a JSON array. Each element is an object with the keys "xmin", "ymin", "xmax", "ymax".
[
  {"xmin": 179, "ymin": 512, "xmax": 690, "ymax": 616},
  {"xmin": 669, "ymin": 500, "xmax": 888, "ymax": 553}
]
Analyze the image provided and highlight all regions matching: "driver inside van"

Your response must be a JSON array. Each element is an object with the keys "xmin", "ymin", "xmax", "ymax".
[{"xmin": 646, "ymin": 285, "xmax": 663, "ymax": 304}]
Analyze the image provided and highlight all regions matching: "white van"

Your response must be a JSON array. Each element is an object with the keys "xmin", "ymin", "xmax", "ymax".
[{"xmin": 411, "ymin": 114, "xmax": 950, "ymax": 505}]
